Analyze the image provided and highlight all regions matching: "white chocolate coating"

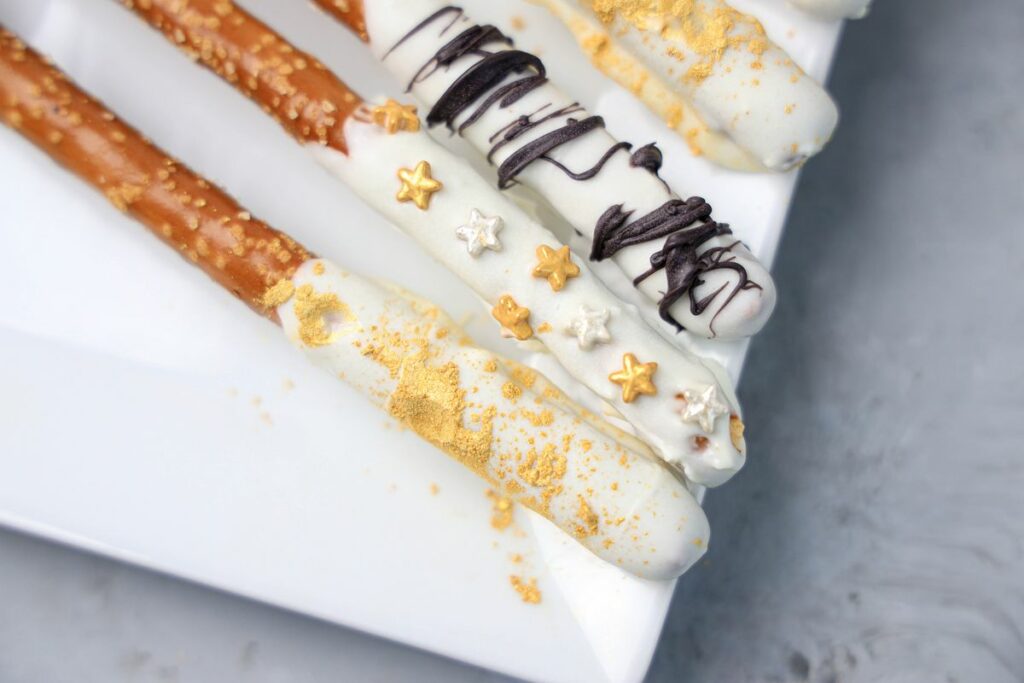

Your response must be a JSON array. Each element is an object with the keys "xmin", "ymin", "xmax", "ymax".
[
  {"xmin": 789, "ymin": 0, "xmax": 872, "ymax": 20},
  {"xmin": 360, "ymin": 0, "xmax": 777, "ymax": 341},
  {"xmin": 307, "ymin": 116, "xmax": 746, "ymax": 486},
  {"xmin": 537, "ymin": 0, "xmax": 840, "ymax": 171},
  {"xmin": 277, "ymin": 258, "xmax": 710, "ymax": 579}
]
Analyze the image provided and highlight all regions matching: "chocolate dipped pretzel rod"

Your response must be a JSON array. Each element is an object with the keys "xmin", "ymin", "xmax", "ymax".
[
  {"xmin": 0, "ymin": 27, "xmax": 711, "ymax": 579},
  {"xmin": 530, "ymin": 0, "xmax": 840, "ymax": 170},
  {"xmin": 789, "ymin": 0, "xmax": 872, "ymax": 20},
  {"xmin": 314, "ymin": 0, "xmax": 835, "ymax": 170},
  {"xmin": 311, "ymin": 0, "xmax": 778, "ymax": 340},
  {"xmin": 119, "ymin": 0, "xmax": 750, "ymax": 486}
]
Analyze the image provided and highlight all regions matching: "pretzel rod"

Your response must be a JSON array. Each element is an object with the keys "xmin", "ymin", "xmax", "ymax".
[
  {"xmin": 320, "ymin": 0, "xmax": 369, "ymax": 40},
  {"xmin": 123, "ymin": 0, "xmax": 362, "ymax": 153},
  {"xmin": 0, "ymin": 28, "xmax": 310, "ymax": 319},
  {"xmin": 0, "ymin": 28, "xmax": 711, "ymax": 580},
  {"xmin": 317, "ymin": 0, "xmax": 369, "ymax": 35},
  {"xmin": 121, "ymin": 0, "xmax": 751, "ymax": 486},
  {"xmin": 312, "ymin": 1, "xmax": 778, "ymax": 343}
]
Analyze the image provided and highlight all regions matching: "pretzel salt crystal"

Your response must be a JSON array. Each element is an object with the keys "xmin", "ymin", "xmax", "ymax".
[
  {"xmin": 0, "ymin": 28, "xmax": 710, "ymax": 579},
  {"xmin": 120, "ymin": 0, "xmax": 751, "ymax": 487}
]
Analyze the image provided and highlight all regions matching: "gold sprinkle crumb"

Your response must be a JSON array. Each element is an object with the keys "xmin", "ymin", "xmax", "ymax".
[
  {"xmin": 509, "ymin": 575, "xmax": 542, "ymax": 604},
  {"xmin": 574, "ymin": 495, "xmax": 600, "ymax": 538},
  {"xmin": 487, "ymin": 490, "xmax": 514, "ymax": 531},
  {"xmin": 259, "ymin": 278, "xmax": 295, "ymax": 308},
  {"xmin": 502, "ymin": 382, "xmax": 523, "ymax": 401}
]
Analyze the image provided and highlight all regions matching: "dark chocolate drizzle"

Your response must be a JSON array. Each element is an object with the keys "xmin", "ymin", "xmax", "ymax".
[
  {"xmin": 629, "ymin": 143, "xmax": 670, "ymax": 191},
  {"xmin": 496, "ymin": 116, "xmax": 632, "ymax": 189},
  {"xmin": 593, "ymin": 198, "xmax": 760, "ymax": 333},
  {"xmin": 385, "ymin": 6, "xmax": 760, "ymax": 334},
  {"xmin": 383, "ymin": 6, "xmax": 464, "ymax": 61},
  {"xmin": 427, "ymin": 50, "xmax": 546, "ymax": 129},
  {"xmin": 630, "ymin": 143, "xmax": 662, "ymax": 175}
]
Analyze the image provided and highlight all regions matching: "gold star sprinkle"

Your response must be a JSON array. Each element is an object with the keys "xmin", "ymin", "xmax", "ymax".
[
  {"xmin": 532, "ymin": 244, "xmax": 580, "ymax": 291},
  {"xmin": 609, "ymin": 353, "xmax": 658, "ymax": 403},
  {"xmin": 396, "ymin": 161, "xmax": 443, "ymax": 210},
  {"xmin": 492, "ymin": 294, "xmax": 533, "ymax": 340},
  {"xmin": 370, "ymin": 98, "xmax": 421, "ymax": 134}
]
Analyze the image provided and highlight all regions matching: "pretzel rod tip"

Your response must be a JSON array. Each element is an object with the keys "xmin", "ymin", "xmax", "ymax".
[{"xmin": 0, "ymin": 26, "xmax": 312, "ymax": 320}]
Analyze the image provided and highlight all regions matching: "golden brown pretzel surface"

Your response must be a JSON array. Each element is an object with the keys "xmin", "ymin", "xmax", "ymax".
[
  {"xmin": 313, "ymin": 0, "xmax": 368, "ymax": 40},
  {"xmin": 122, "ymin": 0, "xmax": 363, "ymax": 154},
  {"xmin": 314, "ymin": 0, "xmax": 368, "ymax": 41},
  {"xmin": 0, "ymin": 27, "xmax": 312, "ymax": 320}
]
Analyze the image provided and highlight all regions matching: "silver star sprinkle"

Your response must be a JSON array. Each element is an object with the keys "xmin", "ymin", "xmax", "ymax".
[
  {"xmin": 455, "ymin": 209, "xmax": 503, "ymax": 257},
  {"xmin": 566, "ymin": 305, "xmax": 612, "ymax": 349},
  {"xmin": 678, "ymin": 385, "xmax": 729, "ymax": 433}
]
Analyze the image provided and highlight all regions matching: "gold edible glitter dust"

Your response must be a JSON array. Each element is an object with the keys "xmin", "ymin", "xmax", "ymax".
[
  {"xmin": 510, "ymin": 575, "xmax": 542, "ymax": 604},
  {"xmin": 589, "ymin": 0, "xmax": 771, "ymax": 83},
  {"xmin": 259, "ymin": 278, "xmax": 295, "ymax": 308},
  {"xmin": 294, "ymin": 284, "xmax": 349, "ymax": 347}
]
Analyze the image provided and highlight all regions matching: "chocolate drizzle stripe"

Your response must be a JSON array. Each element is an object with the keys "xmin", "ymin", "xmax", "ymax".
[
  {"xmin": 407, "ymin": 24, "xmax": 512, "ymax": 92},
  {"xmin": 486, "ymin": 103, "xmax": 583, "ymax": 161},
  {"xmin": 385, "ymin": 5, "xmax": 761, "ymax": 335},
  {"xmin": 594, "ymin": 198, "xmax": 760, "ymax": 333},
  {"xmin": 496, "ymin": 116, "xmax": 606, "ymax": 189},
  {"xmin": 426, "ymin": 50, "xmax": 545, "ymax": 129},
  {"xmin": 458, "ymin": 74, "xmax": 552, "ymax": 136},
  {"xmin": 538, "ymin": 141, "xmax": 633, "ymax": 182},
  {"xmin": 383, "ymin": 6, "xmax": 464, "ymax": 61}
]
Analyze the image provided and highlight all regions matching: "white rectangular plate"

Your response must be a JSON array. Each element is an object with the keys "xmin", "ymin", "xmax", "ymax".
[{"xmin": 0, "ymin": 1, "xmax": 840, "ymax": 681}]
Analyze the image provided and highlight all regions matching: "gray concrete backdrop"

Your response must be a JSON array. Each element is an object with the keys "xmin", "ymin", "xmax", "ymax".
[{"xmin": 1, "ymin": 0, "xmax": 1022, "ymax": 681}]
